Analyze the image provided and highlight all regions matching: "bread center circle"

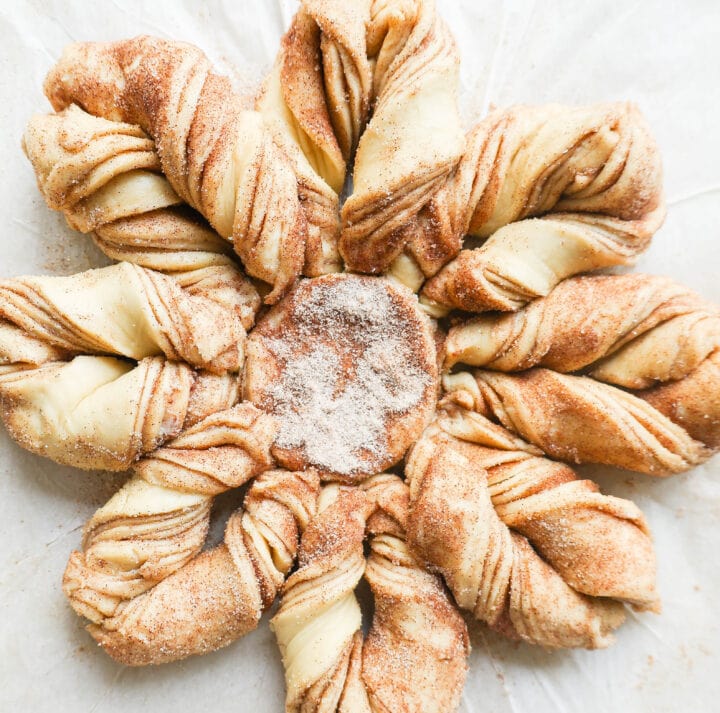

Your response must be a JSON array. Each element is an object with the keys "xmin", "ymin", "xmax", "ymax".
[{"xmin": 244, "ymin": 274, "xmax": 439, "ymax": 481}]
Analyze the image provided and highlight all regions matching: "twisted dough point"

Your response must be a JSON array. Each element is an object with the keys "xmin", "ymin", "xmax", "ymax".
[
  {"xmin": 64, "ymin": 403, "xmax": 276, "ymax": 625},
  {"xmin": 340, "ymin": 0, "xmax": 465, "ymax": 274},
  {"xmin": 443, "ymin": 368, "xmax": 714, "ymax": 476},
  {"xmin": 640, "ymin": 350, "xmax": 720, "ymax": 450},
  {"xmin": 406, "ymin": 431, "xmax": 638, "ymax": 649},
  {"xmin": 257, "ymin": 0, "xmax": 372, "ymax": 273},
  {"xmin": 445, "ymin": 273, "xmax": 720, "ymax": 388},
  {"xmin": 431, "ymin": 414, "xmax": 658, "ymax": 610},
  {"xmin": 271, "ymin": 475, "xmax": 469, "ymax": 713},
  {"xmin": 418, "ymin": 102, "xmax": 664, "ymax": 311},
  {"xmin": 44, "ymin": 37, "xmax": 310, "ymax": 302},
  {"xmin": 23, "ymin": 105, "xmax": 260, "ymax": 328},
  {"xmin": 0, "ymin": 355, "xmax": 239, "ymax": 470},
  {"xmin": 0, "ymin": 262, "xmax": 246, "ymax": 373},
  {"xmin": 65, "ymin": 479, "xmax": 212, "ymax": 624},
  {"xmin": 80, "ymin": 468, "xmax": 319, "ymax": 666}
]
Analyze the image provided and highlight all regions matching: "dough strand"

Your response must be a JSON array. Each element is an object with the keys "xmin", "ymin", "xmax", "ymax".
[
  {"xmin": 271, "ymin": 474, "xmax": 469, "ymax": 712},
  {"xmin": 23, "ymin": 105, "xmax": 261, "ymax": 327},
  {"xmin": 418, "ymin": 103, "xmax": 664, "ymax": 311},
  {"xmin": 406, "ymin": 422, "xmax": 658, "ymax": 648}
]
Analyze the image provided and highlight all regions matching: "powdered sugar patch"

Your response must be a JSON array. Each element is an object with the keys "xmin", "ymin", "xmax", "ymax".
[{"xmin": 261, "ymin": 278, "xmax": 432, "ymax": 475}]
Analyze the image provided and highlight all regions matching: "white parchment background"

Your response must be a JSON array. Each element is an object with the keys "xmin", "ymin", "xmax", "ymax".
[{"xmin": 1, "ymin": 1, "xmax": 719, "ymax": 711}]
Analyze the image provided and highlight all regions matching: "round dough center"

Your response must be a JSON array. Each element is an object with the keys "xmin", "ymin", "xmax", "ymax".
[{"xmin": 244, "ymin": 274, "xmax": 439, "ymax": 480}]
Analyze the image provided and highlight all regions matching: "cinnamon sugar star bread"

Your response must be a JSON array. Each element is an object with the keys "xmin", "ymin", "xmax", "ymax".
[{"xmin": 2, "ymin": 0, "xmax": 714, "ymax": 707}]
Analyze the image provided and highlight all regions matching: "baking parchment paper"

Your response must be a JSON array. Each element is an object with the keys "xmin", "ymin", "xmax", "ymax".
[{"xmin": 0, "ymin": 1, "xmax": 719, "ymax": 711}]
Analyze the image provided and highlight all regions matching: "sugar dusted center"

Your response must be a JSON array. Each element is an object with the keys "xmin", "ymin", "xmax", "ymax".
[{"xmin": 244, "ymin": 274, "xmax": 439, "ymax": 480}]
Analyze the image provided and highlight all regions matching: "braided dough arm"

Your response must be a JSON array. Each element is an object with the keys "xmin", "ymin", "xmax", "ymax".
[
  {"xmin": 639, "ymin": 349, "xmax": 720, "ymax": 449},
  {"xmin": 361, "ymin": 476, "xmax": 469, "ymax": 713},
  {"xmin": 83, "ymin": 468, "xmax": 319, "ymax": 665},
  {"xmin": 44, "ymin": 37, "xmax": 306, "ymax": 302},
  {"xmin": 271, "ymin": 476, "xmax": 469, "ymax": 712},
  {"xmin": 421, "ymin": 208, "xmax": 664, "ymax": 312},
  {"xmin": 417, "ymin": 102, "xmax": 664, "ymax": 311},
  {"xmin": 405, "ymin": 432, "xmax": 628, "ymax": 648},
  {"xmin": 23, "ymin": 105, "xmax": 261, "ymax": 328},
  {"xmin": 272, "ymin": 487, "xmax": 367, "ymax": 711},
  {"xmin": 0, "ymin": 356, "xmax": 239, "ymax": 470},
  {"xmin": 64, "ymin": 403, "xmax": 277, "ymax": 623},
  {"xmin": 445, "ymin": 273, "xmax": 720, "ymax": 389},
  {"xmin": 257, "ymin": 0, "xmax": 373, "ymax": 275},
  {"xmin": 0, "ymin": 262, "xmax": 246, "ymax": 372},
  {"xmin": 64, "ymin": 478, "xmax": 212, "ymax": 623},
  {"xmin": 431, "ymin": 414, "xmax": 659, "ymax": 610},
  {"xmin": 339, "ymin": 0, "xmax": 465, "ymax": 273},
  {"xmin": 470, "ymin": 103, "xmax": 663, "ymax": 235},
  {"xmin": 266, "ymin": 0, "xmax": 372, "ymax": 183},
  {"xmin": 443, "ymin": 369, "xmax": 712, "ymax": 475}
]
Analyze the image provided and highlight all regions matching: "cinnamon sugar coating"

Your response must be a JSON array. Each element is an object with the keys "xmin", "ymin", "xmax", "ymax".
[
  {"xmin": 339, "ymin": 0, "xmax": 465, "ymax": 274},
  {"xmin": 0, "ymin": 263, "xmax": 246, "ymax": 372},
  {"xmin": 271, "ymin": 475, "xmax": 469, "ymax": 712},
  {"xmin": 445, "ymin": 273, "xmax": 720, "ymax": 388},
  {"xmin": 38, "ymin": 9, "xmax": 664, "ymax": 313},
  {"xmin": 44, "ymin": 37, "xmax": 311, "ymax": 301},
  {"xmin": 443, "ymin": 368, "xmax": 713, "ymax": 476},
  {"xmin": 405, "ymin": 423, "xmax": 658, "ymax": 649},
  {"xmin": 77, "ymin": 467, "xmax": 319, "ymax": 665},
  {"xmin": 0, "ymin": 356, "xmax": 239, "ymax": 471},
  {"xmin": 23, "ymin": 105, "xmax": 260, "ymax": 328},
  {"xmin": 443, "ymin": 273, "xmax": 720, "ymax": 474},
  {"xmin": 63, "ymin": 403, "xmax": 276, "ymax": 662},
  {"xmin": 0, "ymin": 261, "xmax": 251, "ymax": 470},
  {"xmin": 244, "ymin": 274, "xmax": 439, "ymax": 480},
  {"xmin": 418, "ymin": 103, "xmax": 664, "ymax": 311}
]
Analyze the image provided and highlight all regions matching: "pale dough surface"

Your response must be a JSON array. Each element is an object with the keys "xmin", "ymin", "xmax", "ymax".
[{"xmin": 0, "ymin": 1, "xmax": 719, "ymax": 712}]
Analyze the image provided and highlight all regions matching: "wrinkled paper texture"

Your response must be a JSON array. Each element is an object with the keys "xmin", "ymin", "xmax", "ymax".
[{"xmin": 0, "ymin": 1, "xmax": 718, "ymax": 711}]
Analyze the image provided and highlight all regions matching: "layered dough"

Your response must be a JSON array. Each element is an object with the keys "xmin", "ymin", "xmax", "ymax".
[
  {"xmin": 443, "ymin": 369, "xmax": 714, "ymax": 476},
  {"xmin": 41, "ymin": 0, "xmax": 466, "ymax": 292},
  {"xmin": 256, "ymin": 0, "xmax": 371, "ymax": 274},
  {"xmin": 0, "ymin": 262, "xmax": 247, "ymax": 372},
  {"xmin": 244, "ymin": 274, "xmax": 439, "ymax": 480},
  {"xmin": 445, "ymin": 273, "xmax": 720, "ymax": 387},
  {"xmin": 406, "ymin": 422, "xmax": 658, "ymax": 648},
  {"xmin": 339, "ymin": 0, "xmax": 465, "ymax": 273},
  {"xmin": 443, "ymin": 273, "xmax": 720, "ymax": 474},
  {"xmin": 44, "ymin": 38, "xmax": 312, "ymax": 301},
  {"xmin": 62, "ymin": 402, "xmax": 321, "ymax": 666},
  {"xmin": 38, "ymin": 8, "xmax": 663, "ymax": 312},
  {"xmin": 0, "ymin": 259, "xmax": 256, "ymax": 470},
  {"xmin": 78, "ymin": 468, "xmax": 319, "ymax": 665},
  {"xmin": 0, "ymin": 356, "xmax": 239, "ymax": 471},
  {"xmin": 23, "ymin": 105, "xmax": 260, "ymax": 326},
  {"xmin": 416, "ymin": 103, "xmax": 664, "ymax": 311},
  {"xmin": 271, "ymin": 475, "xmax": 469, "ymax": 712}
]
